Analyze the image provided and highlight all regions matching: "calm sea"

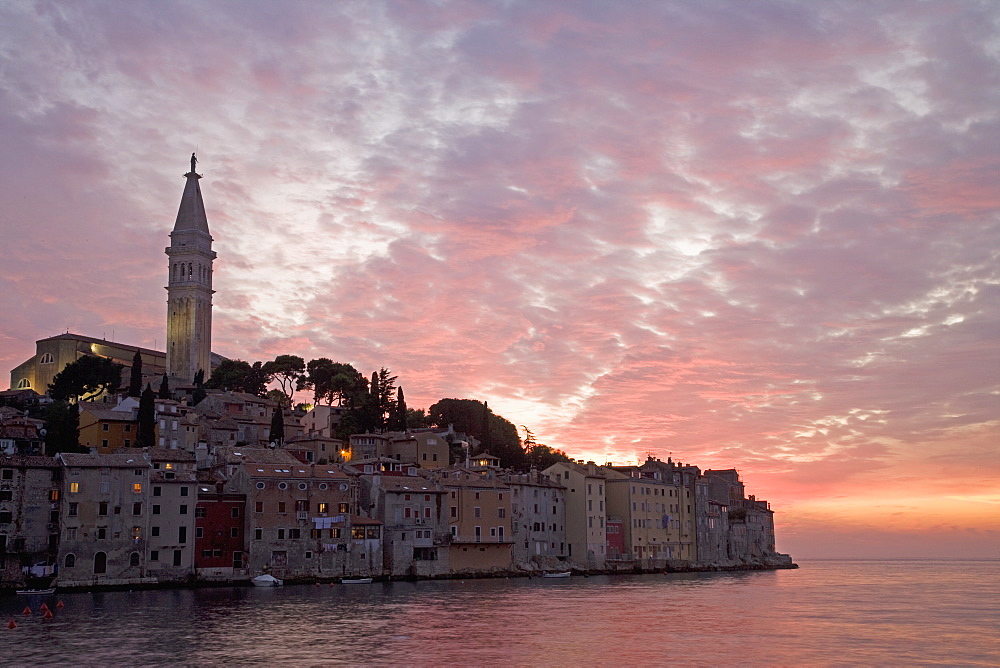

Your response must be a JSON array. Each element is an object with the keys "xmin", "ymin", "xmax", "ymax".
[{"xmin": 2, "ymin": 559, "xmax": 997, "ymax": 665}]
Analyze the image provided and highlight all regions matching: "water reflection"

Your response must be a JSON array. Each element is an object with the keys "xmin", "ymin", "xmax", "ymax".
[{"xmin": 2, "ymin": 561, "xmax": 998, "ymax": 665}]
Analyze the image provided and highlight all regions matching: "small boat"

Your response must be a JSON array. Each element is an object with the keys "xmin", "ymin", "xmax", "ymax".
[
  {"xmin": 251, "ymin": 574, "xmax": 283, "ymax": 587},
  {"xmin": 341, "ymin": 577, "xmax": 373, "ymax": 584},
  {"xmin": 16, "ymin": 587, "xmax": 56, "ymax": 595},
  {"xmin": 541, "ymin": 571, "xmax": 571, "ymax": 578}
]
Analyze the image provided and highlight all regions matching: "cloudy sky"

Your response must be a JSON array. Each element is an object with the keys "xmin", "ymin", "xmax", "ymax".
[{"xmin": 1, "ymin": 0, "xmax": 997, "ymax": 558}]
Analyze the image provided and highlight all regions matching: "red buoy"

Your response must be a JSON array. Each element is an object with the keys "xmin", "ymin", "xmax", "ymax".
[
  {"xmin": 329, "ymin": 582, "xmax": 334, "ymax": 587},
  {"xmin": 8, "ymin": 620, "xmax": 17, "ymax": 629},
  {"xmin": 56, "ymin": 601, "xmax": 65, "ymax": 609},
  {"xmin": 43, "ymin": 610, "xmax": 54, "ymax": 620},
  {"xmin": 39, "ymin": 603, "xmax": 49, "ymax": 612},
  {"xmin": 21, "ymin": 607, "xmax": 31, "ymax": 616}
]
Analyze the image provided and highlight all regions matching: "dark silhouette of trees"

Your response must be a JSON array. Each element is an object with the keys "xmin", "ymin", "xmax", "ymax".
[
  {"xmin": 48, "ymin": 355, "xmax": 123, "ymax": 403},
  {"xmin": 192, "ymin": 369, "xmax": 207, "ymax": 406},
  {"xmin": 262, "ymin": 355, "xmax": 305, "ymax": 406},
  {"xmin": 137, "ymin": 384, "xmax": 156, "ymax": 448},
  {"xmin": 428, "ymin": 398, "xmax": 524, "ymax": 469},
  {"xmin": 269, "ymin": 407, "xmax": 285, "ymax": 446},
  {"xmin": 390, "ymin": 386, "xmax": 408, "ymax": 431},
  {"xmin": 303, "ymin": 359, "xmax": 367, "ymax": 407},
  {"xmin": 42, "ymin": 400, "xmax": 82, "ymax": 455},
  {"xmin": 128, "ymin": 350, "xmax": 143, "ymax": 397},
  {"xmin": 158, "ymin": 374, "xmax": 171, "ymax": 400},
  {"xmin": 207, "ymin": 359, "xmax": 270, "ymax": 397}
]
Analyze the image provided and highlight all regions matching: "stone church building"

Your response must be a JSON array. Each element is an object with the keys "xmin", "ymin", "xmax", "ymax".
[{"xmin": 9, "ymin": 155, "xmax": 221, "ymax": 393}]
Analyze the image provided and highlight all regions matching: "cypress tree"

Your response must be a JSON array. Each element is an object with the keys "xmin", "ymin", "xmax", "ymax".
[
  {"xmin": 192, "ymin": 369, "xmax": 207, "ymax": 406},
  {"xmin": 128, "ymin": 350, "xmax": 143, "ymax": 397},
  {"xmin": 158, "ymin": 374, "xmax": 171, "ymax": 400},
  {"xmin": 137, "ymin": 384, "xmax": 156, "ymax": 448},
  {"xmin": 395, "ymin": 386, "xmax": 408, "ymax": 431},
  {"xmin": 268, "ymin": 407, "xmax": 285, "ymax": 446}
]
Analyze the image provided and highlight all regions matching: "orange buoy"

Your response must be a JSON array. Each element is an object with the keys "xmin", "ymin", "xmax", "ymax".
[
  {"xmin": 39, "ymin": 603, "xmax": 49, "ymax": 612},
  {"xmin": 42, "ymin": 610, "xmax": 54, "ymax": 620},
  {"xmin": 8, "ymin": 620, "xmax": 17, "ymax": 629},
  {"xmin": 56, "ymin": 601, "xmax": 65, "ymax": 609},
  {"xmin": 21, "ymin": 607, "xmax": 31, "ymax": 616}
]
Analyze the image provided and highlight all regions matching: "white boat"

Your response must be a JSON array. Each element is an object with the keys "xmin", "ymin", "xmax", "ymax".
[
  {"xmin": 251, "ymin": 574, "xmax": 283, "ymax": 587},
  {"xmin": 16, "ymin": 587, "xmax": 56, "ymax": 595},
  {"xmin": 541, "ymin": 571, "xmax": 571, "ymax": 578},
  {"xmin": 341, "ymin": 578, "xmax": 373, "ymax": 584}
]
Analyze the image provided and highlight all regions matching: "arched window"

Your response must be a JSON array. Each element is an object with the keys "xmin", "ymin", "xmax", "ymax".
[
  {"xmin": 130, "ymin": 552, "xmax": 140, "ymax": 567},
  {"xmin": 16, "ymin": 378, "xmax": 30, "ymax": 389},
  {"xmin": 39, "ymin": 353, "xmax": 54, "ymax": 364},
  {"xmin": 94, "ymin": 551, "xmax": 107, "ymax": 574},
  {"xmin": 65, "ymin": 553, "xmax": 76, "ymax": 568}
]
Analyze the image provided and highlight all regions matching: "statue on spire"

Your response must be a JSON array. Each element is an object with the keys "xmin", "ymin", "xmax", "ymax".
[{"xmin": 190, "ymin": 152, "xmax": 198, "ymax": 174}]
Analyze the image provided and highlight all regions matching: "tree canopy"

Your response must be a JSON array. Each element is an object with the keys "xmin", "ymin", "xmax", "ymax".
[
  {"xmin": 48, "ymin": 355, "xmax": 123, "ymax": 402},
  {"xmin": 303, "ymin": 358, "xmax": 367, "ymax": 407},
  {"xmin": 262, "ymin": 354, "xmax": 306, "ymax": 405},
  {"xmin": 206, "ymin": 359, "xmax": 270, "ymax": 396},
  {"xmin": 128, "ymin": 350, "xmax": 143, "ymax": 397},
  {"xmin": 428, "ymin": 398, "xmax": 524, "ymax": 469}
]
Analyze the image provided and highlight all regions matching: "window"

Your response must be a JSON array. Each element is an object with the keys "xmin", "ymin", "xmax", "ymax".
[
  {"xmin": 150, "ymin": 550, "xmax": 159, "ymax": 561},
  {"xmin": 66, "ymin": 527, "xmax": 77, "ymax": 540},
  {"xmin": 180, "ymin": 487, "xmax": 189, "ymax": 497},
  {"xmin": 130, "ymin": 552, "xmax": 140, "ymax": 567},
  {"xmin": 124, "ymin": 424, "xmax": 131, "ymax": 433},
  {"xmin": 195, "ymin": 507, "xmax": 206, "ymax": 518},
  {"xmin": 289, "ymin": 529, "xmax": 300, "ymax": 539},
  {"xmin": 173, "ymin": 550, "xmax": 182, "ymax": 567},
  {"xmin": 231, "ymin": 507, "xmax": 240, "ymax": 518},
  {"xmin": 178, "ymin": 527, "xmax": 186, "ymax": 543},
  {"xmin": 232, "ymin": 551, "xmax": 243, "ymax": 569},
  {"xmin": 97, "ymin": 527, "xmax": 107, "ymax": 540},
  {"xmin": 134, "ymin": 469, "xmax": 143, "ymax": 476},
  {"xmin": 153, "ymin": 486, "xmax": 161, "ymax": 497},
  {"xmin": 498, "ymin": 508, "xmax": 506, "ymax": 518},
  {"xmin": 180, "ymin": 505, "xmax": 188, "ymax": 515},
  {"xmin": 99, "ymin": 502, "xmax": 109, "ymax": 516},
  {"xmin": 277, "ymin": 502, "xmax": 286, "ymax": 513},
  {"xmin": 450, "ymin": 506, "xmax": 457, "ymax": 518},
  {"xmin": 254, "ymin": 528, "xmax": 263, "ymax": 540},
  {"xmin": 0, "ymin": 511, "xmax": 13, "ymax": 523},
  {"xmin": 152, "ymin": 526, "xmax": 160, "ymax": 536},
  {"xmin": 474, "ymin": 507, "xmax": 481, "ymax": 518},
  {"xmin": 152, "ymin": 505, "xmax": 161, "ymax": 515},
  {"xmin": 295, "ymin": 500, "xmax": 307, "ymax": 512},
  {"xmin": 338, "ymin": 503, "xmax": 349, "ymax": 513},
  {"xmin": 68, "ymin": 502, "xmax": 78, "ymax": 517},
  {"xmin": 231, "ymin": 527, "xmax": 239, "ymax": 538},
  {"xmin": 65, "ymin": 553, "xmax": 76, "ymax": 568},
  {"xmin": 40, "ymin": 353, "xmax": 54, "ymax": 364},
  {"xmin": 424, "ymin": 506, "xmax": 431, "ymax": 518},
  {"xmin": 255, "ymin": 502, "xmax": 264, "ymax": 513},
  {"xmin": 317, "ymin": 503, "xmax": 328, "ymax": 514},
  {"xmin": 0, "ymin": 490, "xmax": 10, "ymax": 502},
  {"xmin": 351, "ymin": 527, "xmax": 366, "ymax": 539},
  {"xmin": 277, "ymin": 529, "xmax": 285, "ymax": 540},
  {"xmin": 100, "ymin": 481, "xmax": 110, "ymax": 494},
  {"xmin": 133, "ymin": 483, "xmax": 142, "ymax": 494},
  {"xmin": 329, "ymin": 528, "xmax": 341, "ymax": 539},
  {"xmin": 69, "ymin": 482, "xmax": 79, "ymax": 494},
  {"xmin": 196, "ymin": 527, "xmax": 204, "ymax": 538},
  {"xmin": 102, "ymin": 423, "xmax": 110, "ymax": 432}
]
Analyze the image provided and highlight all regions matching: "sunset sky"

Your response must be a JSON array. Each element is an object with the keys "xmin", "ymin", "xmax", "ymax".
[{"xmin": 1, "ymin": 1, "xmax": 997, "ymax": 559}]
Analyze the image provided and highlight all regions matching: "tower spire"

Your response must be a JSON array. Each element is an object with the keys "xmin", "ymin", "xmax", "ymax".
[{"xmin": 165, "ymin": 154, "xmax": 216, "ymax": 382}]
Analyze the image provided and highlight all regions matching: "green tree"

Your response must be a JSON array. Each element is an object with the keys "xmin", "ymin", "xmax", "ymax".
[
  {"xmin": 192, "ymin": 369, "xmax": 207, "ymax": 406},
  {"xmin": 303, "ymin": 359, "xmax": 367, "ymax": 407},
  {"xmin": 428, "ymin": 398, "xmax": 524, "ymax": 469},
  {"xmin": 268, "ymin": 407, "xmax": 285, "ymax": 446},
  {"xmin": 137, "ymin": 384, "xmax": 156, "ymax": 448},
  {"xmin": 266, "ymin": 389, "xmax": 290, "ymax": 408},
  {"xmin": 405, "ymin": 407, "xmax": 429, "ymax": 430},
  {"xmin": 262, "ymin": 355, "xmax": 306, "ymax": 406},
  {"xmin": 42, "ymin": 400, "xmax": 82, "ymax": 455},
  {"xmin": 245, "ymin": 361, "xmax": 270, "ymax": 397},
  {"xmin": 128, "ymin": 350, "xmax": 143, "ymax": 397},
  {"xmin": 158, "ymin": 374, "xmax": 171, "ymax": 400},
  {"xmin": 206, "ymin": 359, "xmax": 270, "ymax": 396},
  {"xmin": 48, "ymin": 355, "xmax": 124, "ymax": 403},
  {"xmin": 522, "ymin": 426, "xmax": 572, "ymax": 469},
  {"xmin": 390, "ymin": 386, "xmax": 408, "ymax": 431}
]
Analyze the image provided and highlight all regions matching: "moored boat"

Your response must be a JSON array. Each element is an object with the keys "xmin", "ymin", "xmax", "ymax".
[
  {"xmin": 251, "ymin": 574, "xmax": 283, "ymax": 587},
  {"xmin": 16, "ymin": 587, "xmax": 56, "ymax": 595},
  {"xmin": 341, "ymin": 578, "xmax": 373, "ymax": 584},
  {"xmin": 541, "ymin": 571, "xmax": 571, "ymax": 578}
]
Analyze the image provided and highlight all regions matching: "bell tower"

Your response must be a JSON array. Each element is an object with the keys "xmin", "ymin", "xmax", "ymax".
[{"xmin": 165, "ymin": 153, "xmax": 216, "ymax": 382}]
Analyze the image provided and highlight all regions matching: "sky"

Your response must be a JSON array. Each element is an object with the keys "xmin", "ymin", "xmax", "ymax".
[{"xmin": 1, "ymin": 0, "xmax": 997, "ymax": 559}]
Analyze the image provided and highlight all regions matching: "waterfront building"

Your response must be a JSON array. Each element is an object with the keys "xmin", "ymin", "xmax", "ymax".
[
  {"xmin": 704, "ymin": 469, "xmax": 778, "ymax": 562},
  {"xmin": 605, "ymin": 466, "xmax": 677, "ymax": 563},
  {"xmin": 139, "ymin": 448, "xmax": 198, "ymax": 582},
  {"xmin": 358, "ymin": 473, "xmax": 451, "ymax": 577},
  {"xmin": 0, "ymin": 455, "xmax": 59, "ymax": 586},
  {"xmin": 194, "ymin": 478, "xmax": 247, "ymax": 580},
  {"xmin": 500, "ymin": 469, "xmax": 567, "ymax": 569},
  {"xmin": 226, "ymin": 461, "xmax": 372, "ymax": 579},
  {"xmin": 56, "ymin": 452, "xmax": 152, "ymax": 587},
  {"xmin": 542, "ymin": 461, "xmax": 608, "ymax": 569},
  {"xmin": 78, "ymin": 404, "xmax": 138, "ymax": 452},
  {"xmin": 434, "ymin": 468, "xmax": 513, "ymax": 573}
]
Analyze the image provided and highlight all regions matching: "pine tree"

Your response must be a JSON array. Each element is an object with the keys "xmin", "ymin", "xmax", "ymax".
[{"xmin": 128, "ymin": 350, "xmax": 143, "ymax": 397}]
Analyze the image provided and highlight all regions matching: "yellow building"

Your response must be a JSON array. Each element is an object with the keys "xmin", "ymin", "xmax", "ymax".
[{"xmin": 438, "ymin": 469, "xmax": 512, "ymax": 573}]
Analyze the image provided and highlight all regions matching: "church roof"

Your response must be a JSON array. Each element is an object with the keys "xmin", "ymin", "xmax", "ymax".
[{"xmin": 172, "ymin": 156, "xmax": 211, "ymax": 236}]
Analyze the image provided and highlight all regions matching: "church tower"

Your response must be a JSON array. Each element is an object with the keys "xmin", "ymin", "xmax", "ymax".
[{"xmin": 165, "ymin": 154, "xmax": 216, "ymax": 382}]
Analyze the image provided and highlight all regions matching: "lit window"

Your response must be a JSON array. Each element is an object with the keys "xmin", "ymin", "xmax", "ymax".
[
  {"xmin": 69, "ymin": 482, "xmax": 80, "ymax": 494},
  {"xmin": 133, "ymin": 483, "xmax": 142, "ymax": 494}
]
